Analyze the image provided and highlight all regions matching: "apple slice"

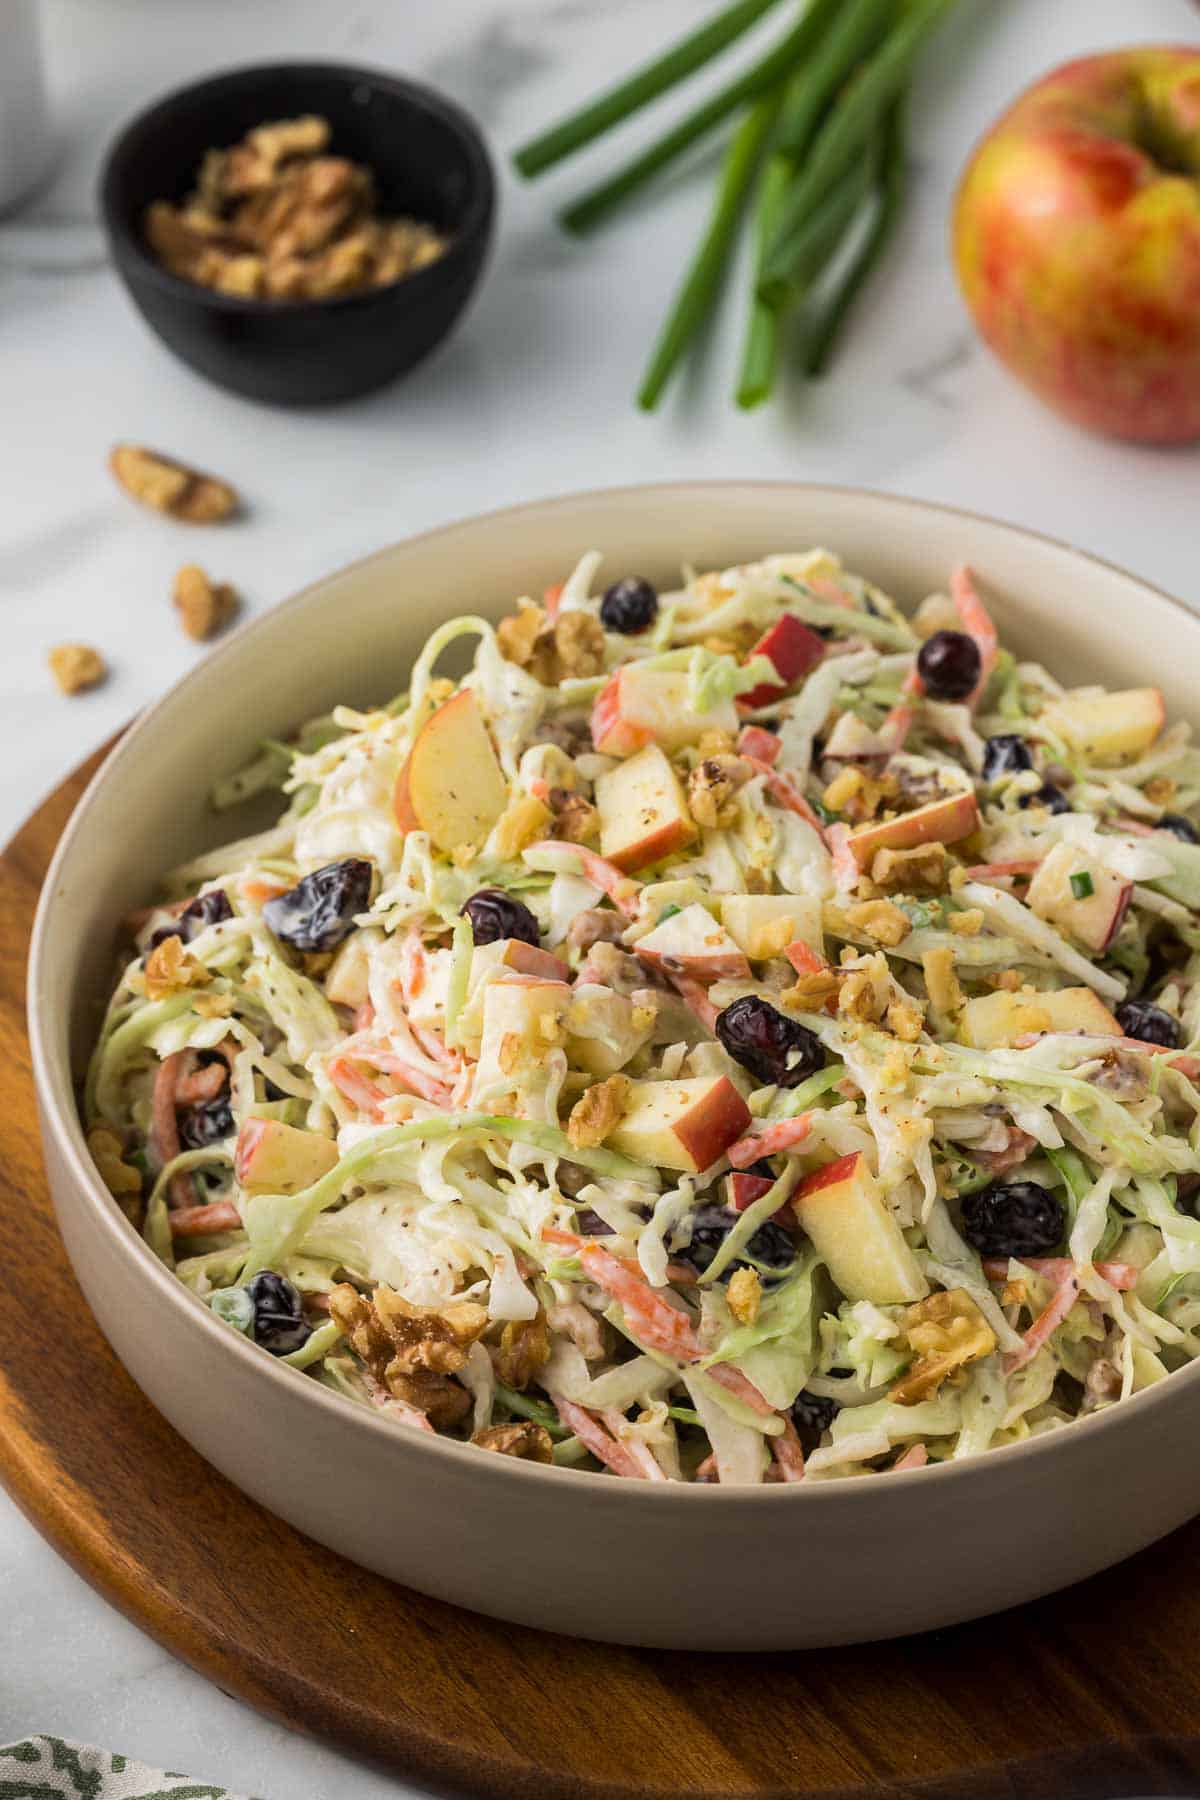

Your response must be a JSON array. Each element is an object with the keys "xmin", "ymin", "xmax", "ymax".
[
  {"xmin": 394, "ymin": 690, "xmax": 508, "ymax": 852},
  {"xmin": 721, "ymin": 894, "xmax": 823, "ymax": 962},
  {"xmin": 474, "ymin": 977, "xmax": 571, "ymax": 1097},
  {"xmin": 324, "ymin": 933, "xmax": 372, "ymax": 1009},
  {"xmin": 824, "ymin": 712, "xmax": 888, "ymax": 759},
  {"xmin": 594, "ymin": 743, "xmax": 697, "ymax": 874},
  {"xmin": 605, "ymin": 1075, "xmax": 751, "ymax": 1174},
  {"xmin": 1025, "ymin": 842, "xmax": 1132, "ymax": 952},
  {"xmin": 566, "ymin": 984, "xmax": 656, "ymax": 1076},
  {"xmin": 235, "ymin": 1118, "xmax": 339, "ymax": 1195},
  {"xmin": 739, "ymin": 613, "xmax": 826, "ymax": 708},
  {"xmin": 474, "ymin": 937, "xmax": 571, "ymax": 984},
  {"xmin": 791, "ymin": 1151, "xmax": 928, "ymax": 1305},
  {"xmin": 1040, "ymin": 688, "xmax": 1164, "ymax": 762},
  {"xmin": 958, "ymin": 985, "xmax": 1121, "ymax": 1049},
  {"xmin": 591, "ymin": 666, "xmax": 738, "ymax": 757},
  {"xmin": 847, "ymin": 789, "xmax": 979, "ymax": 868},
  {"xmin": 726, "ymin": 1170, "xmax": 776, "ymax": 1211},
  {"xmin": 635, "ymin": 902, "xmax": 750, "ymax": 982}
]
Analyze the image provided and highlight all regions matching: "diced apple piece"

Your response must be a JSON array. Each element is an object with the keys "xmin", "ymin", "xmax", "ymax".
[
  {"xmin": 1025, "ymin": 842, "xmax": 1132, "ymax": 952},
  {"xmin": 235, "ymin": 1118, "xmax": 339, "ymax": 1196},
  {"xmin": 721, "ymin": 894, "xmax": 822, "ymax": 962},
  {"xmin": 393, "ymin": 690, "xmax": 508, "ymax": 852},
  {"xmin": 474, "ymin": 978, "xmax": 571, "ymax": 1097},
  {"xmin": 591, "ymin": 666, "xmax": 738, "ymax": 757},
  {"xmin": 847, "ymin": 790, "xmax": 979, "ymax": 867},
  {"xmin": 635, "ymin": 902, "xmax": 750, "ymax": 982},
  {"xmin": 958, "ymin": 985, "xmax": 1121, "ymax": 1049},
  {"xmin": 791, "ymin": 1151, "xmax": 928, "ymax": 1305},
  {"xmin": 740, "ymin": 613, "xmax": 826, "ymax": 708},
  {"xmin": 566, "ymin": 984, "xmax": 655, "ymax": 1076},
  {"xmin": 595, "ymin": 744, "xmax": 697, "ymax": 874},
  {"xmin": 324, "ymin": 933, "xmax": 372, "ymax": 1009},
  {"xmin": 605, "ymin": 1075, "xmax": 751, "ymax": 1174},
  {"xmin": 1040, "ymin": 688, "xmax": 1164, "ymax": 762},
  {"xmin": 824, "ymin": 712, "xmax": 888, "ymax": 759},
  {"xmin": 726, "ymin": 1170, "xmax": 776, "ymax": 1211},
  {"xmin": 492, "ymin": 938, "xmax": 571, "ymax": 983}
]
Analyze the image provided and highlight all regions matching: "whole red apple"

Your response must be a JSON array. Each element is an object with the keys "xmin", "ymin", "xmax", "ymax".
[{"xmin": 954, "ymin": 47, "xmax": 1200, "ymax": 444}]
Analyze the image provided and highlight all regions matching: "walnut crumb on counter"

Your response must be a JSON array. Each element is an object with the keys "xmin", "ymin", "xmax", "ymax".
[
  {"xmin": 110, "ymin": 444, "xmax": 239, "ymax": 523},
  {"xmin": 173, "ymin": 565, "xmax": 240, "ymax": 641},
  {"xmin": 48, "ymin": 643, "xmax": 107, "ymax": 695}
]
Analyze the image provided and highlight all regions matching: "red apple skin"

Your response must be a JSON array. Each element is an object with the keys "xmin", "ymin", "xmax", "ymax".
[
  {"xmin": 674, "ymin": 1076, "xmax": 752, "ymax": 1171},
  {"xmin": 955, "ymin": 48, "xmax": 1200, "ymax": 443},
  {"xmin": 740, "ymin": 614, "xmax": 826, "ymax": 709},
  {"xmin": 728, "ymin": 1171, "xmax": 776, "ymax": 1211},
  {"xmin": 794, "ymin": 1150, "xmax": 861, "ymax": 1203}
]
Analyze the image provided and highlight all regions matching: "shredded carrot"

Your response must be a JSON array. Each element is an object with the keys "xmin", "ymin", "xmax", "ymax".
[
  {"xmin": 951, "ymin": 564, "xmax": 999, "ymax": 709},
  {"xmin": 727, "ymin": 1113, "xmax": 812, "ymax": 1169},
  {"xmin": 242, "ymin": 878, "xmax": 289, "ymax": 907},
  {"xmin": 963, "ymin": 859, "xmax": 1041, "ymax": 879},
  {"xmin": 1005, "ymin": 1268, "xmax": 1081, "ymax": 1373},
  {"xmin": 524, "ymin": 841, "xmax": 642, "ymax": 916},
  {"xmin": 553, "ymin": 1395, "xmax": 646, "ymax": 1478},
  {"xmin": 742, "ymin": 756, "xmax": 828, "ymax": 840},
  {"xmin": 737, "ymin": 725, "xmax": 781, "ymax": 764},
  {"xmin": 826, "ymin": 821, "xmax": 860, "ymax": 893},
  {"xmin": 771, "ymin": 1417, "xmax": 806, "ymax": 1481},
  {"xmin": 543, "ymin": 582, "xmax": 564, "ymax": 623},
  {"xmin": 170, "ymin": 1198, "xmax": 243, "ymax": 1238},
  {"xmin": 983, "ymin": 1256, "xmax": 1139, "ymax": 1291}
]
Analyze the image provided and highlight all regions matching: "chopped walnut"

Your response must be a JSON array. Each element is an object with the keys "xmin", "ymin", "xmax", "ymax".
[
  {"xmin": 890, "ymin": 1288, "xmax": 996, "ymax": 1405},
  {"xmin": 1144, "ymin": 775, "xmax": 1176, "ymax": 807},
  {"xmin": 473, "ymin": 1421, "xmax": 554, "ymax": 1462},
  {"xmin": 823, "ymin": 767, "xmax": 863, "ymax": 813},
  {"xmin": 493, "ymin": 1312, "xmax": 551, "ymax": 1390},
  {"xmin": 566, "ymin": 908, "xmax": 626, "ymax": 952},
  {"xmin": 497, "ymin": 600, "xmax": 546, "ymax": 667},
  {"xmin": 192, "ymin": 990, "xmax": 235, "ymax": 1019},
  {"xmin": 986, "ymin": 968, "xmax": 1024, "ymax": 992},
  {"xmin": 948, "ymin": 908, "xmax": 984, "ymax": 936},
  {"xmin": 173, "ymin": 565, "xmax": 239, "ymax": 641},
  {"xmin": 566, "ymin": 1074, "xmax": 630, "ymax": 1150},
  {"xmin": 843, "ymin": 898, "xmax": 911, "ymax": 948},
  {"xmin": 696, "ymin": 728, "xmax": 737, "ymax": 758},
  {"xmin": 548, "ymin": 787, "xmax": 600, "ymax": 845},
  {"xmin": 554, "ymin": 610, "xmax": 606, "ymax": 678},
  {"xmin": 144, "ymin": 117, "xmax": 448, "ymax": 301},
  {"xmin": 727, "ymin": 1266, "xmax": 761, "ymax": 1326},
  {"xmin": 144, "ymin": 933, "xmax": 211, "ymax": 1001},
  {"xmin": 87, "ymin": 1124, "xmax": 142, "ymax": 1218},
  {"xmin": 490, "ymin": 792, "xmax": 552, "ymax": 858},
  {"xmin": 886, "ymin": 997, "xmax": 925, "ymax": 1043},
  {"xmin": 110, "ymin": 445, "xmax": 239, "ymax": 523},
  {"xmin": 688, "ymin": 754, "xmax": 750, "ymax": 829},
  {"xmin": 870, "ymin": 843, "xmax": 948, "ymax": 896},
  {"xmin": 330, "ymin": 1282, "xmax": 486, "ymax": 1425},
  {"xmin": 783, "ymin": 966, "xmax": 842, "ymax": 1010},
  {"xmin": 922, "ymin": 946, "xmax": 963, "ymax": 1018},
  {"xmin": 48, "ymin": 643, "xmax": 107, "ymax": 695},
  {"xmin": 836, "ymin": 953, "xmax": 892, "ymax": 1025}
]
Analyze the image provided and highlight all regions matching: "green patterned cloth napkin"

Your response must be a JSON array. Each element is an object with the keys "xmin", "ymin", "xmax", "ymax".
[{"xmin": 0, "ymin": 1737, "xmax": 258, "ymax": 1800}]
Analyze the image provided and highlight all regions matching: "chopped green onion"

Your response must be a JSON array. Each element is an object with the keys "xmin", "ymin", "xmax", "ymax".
[
  {"xmin": 1070, "ymin": 871, "xmax": 1095, "ymax": 900},
  {"xmin": 657, "ymin": 903, "xmax": 683, "ymax": 923},
  {"xmin": 513, "ymin": 0, "xmax": 788, "ymax": 178}
]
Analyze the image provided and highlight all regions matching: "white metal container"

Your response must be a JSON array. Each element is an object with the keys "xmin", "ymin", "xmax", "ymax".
[{"xmin": 0, "ymin": 0, "xmax": 52, "ymax": 214}]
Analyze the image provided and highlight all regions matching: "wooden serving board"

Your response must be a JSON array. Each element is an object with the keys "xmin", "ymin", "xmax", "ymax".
[{"xmin": 4, "ymin": 748, "xmax": 1200, "ymax": 1799}]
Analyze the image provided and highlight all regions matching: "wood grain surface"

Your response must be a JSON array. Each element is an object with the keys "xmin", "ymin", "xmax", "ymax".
[{"xmin": 3, "ymin": 748, "xmax": 1200, "ymax": 1799}]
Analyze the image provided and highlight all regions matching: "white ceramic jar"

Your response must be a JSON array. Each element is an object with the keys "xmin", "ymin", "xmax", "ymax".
[{"xmin": 0, "ymin": 0, "xmax": 52, "ymax": 214}]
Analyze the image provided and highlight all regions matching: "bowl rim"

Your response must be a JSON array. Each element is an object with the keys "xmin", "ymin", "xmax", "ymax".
[
  {"xmin": 97, "ymin": 57, "xmax": 496, "ymax": 319},
  {"xmin": 28, "ymin": 478, "xmax": 1200, "ymax": 1507}
]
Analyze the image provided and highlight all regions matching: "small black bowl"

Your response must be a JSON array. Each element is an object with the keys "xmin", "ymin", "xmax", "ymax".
[{"xmin": 100, "ymin": 61, "xmax": 496, "ymax": 407}]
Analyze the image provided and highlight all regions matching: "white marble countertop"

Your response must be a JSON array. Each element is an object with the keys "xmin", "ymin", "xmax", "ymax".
[{"xmin": 2, "ymin": 0, "xmax": 1198, "ymax": 1792}]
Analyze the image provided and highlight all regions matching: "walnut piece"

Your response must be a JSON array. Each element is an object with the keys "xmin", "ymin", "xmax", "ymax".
[
  {"xmin": 688, "ymin": 754, "xmax": 750, "ymax": 829},
  {"xmin": 143, "ymin": 117, "xmax": 448, "ymax": 303},
  {"xmin": 727, "ymin": 1267, "xmax": 761, "ymax": 1326},
  {"xmin": 173, "ymin": 565, "xmax": 239, "ymax": 641},
  {"xmin": 110, "ymin": 444, "xmax": 239, "ymax": 523},
  {"xmin": 473, "ymin": 1421, "xmax": 554, "ymax": 1463},
  {"xmin": 566, "ymin": 1074, "xmax": 630, "ymax": 1150},
  {"xmin": 948, "ymin": 907, "xmax": 984, "ymax": 936},
  {"xmin": 553, "ymin": 611, "xmax": 606, "ymax": 678},
  {"xmin": 493, "ymin": 1313, "xmax": 551, "ymax": 1390},
  {"xmin": 548, "ymin": 786, "xmax": 600, "ymax": 845},
  {"xmin": 48, "ymin": 643, "xmax": 107, "ymax": 695},
  {"xmin": 329, "ymin": 1282, "xmax": 487, "ymax": 1426},
  {"xmin": 922, "ymin": 946, "xmax": 963, "ymax": 1017},
  {"xmin": 870, "ymin": 843, "xmax": 948, "ymax": 895},
  {"xmin": 890, "ymin": 1288, "xmax": 996, "ymax": 1405},
  {"xmin": 844, "ymin": 898, "xmax": 911, "ymax": 948},
  {"xmin": 497, "ymin": 600, "xmax": 546, "ymax": 667},
  {"xmin": 144, "ymin": 934, "xmax": 211, "ymax": 1001}
]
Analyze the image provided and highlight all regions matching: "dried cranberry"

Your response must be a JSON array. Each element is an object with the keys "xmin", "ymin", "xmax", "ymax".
[
  {"xmin": 461, "ymin": 888, "xmax": 540, "ymax": 946},
  {"xmin": 599, "ymin": 577, "xmax": 658, "ymax": 635},
  {"xmin": 1159, "ymin": 813, "xmax": 1199, "ymax": 844},
  {"xmin": 981, "ymin": 734, "xmax": 1033, "ymax": 781},
  {"xmin": 1019, "ymin": 783, "xmax": 1071, "ymax": 816},
  {"xmin": 916, "ymin": 630, "xmax": 981, "ymax": 702},
  {"xmin": 961, "ymin": 1181, "xmax": 1064, "ymax": 1258},
  {"xmin": 262, "ymin": 859, "xmax": 373, "ymax": 953},
  {"xmin": 149, "ymin": 888, "xmax": 233, "ymax": 949},
  {"xmin": 1116, "ymin": 1000, "xmax": 1180, "ymax": 1048},
  {"xmin": 180, "ymin": 1094, "xmax": 234, "ymax": 1149},
  {"xmin": 744, "ymin": 1157, "xmax": 777, "ymax": 1181},
  {"xmin": 245, "ymin": 1270, "xmax": 310, "ymax": 1355},
  {"xmin": 715, "ymin": 996, "xmax": 824, "ymax": 1088},
  {"xmin": 673, "ymin": 1204, "xmax": 795, "ymax": 1282},
  {"xmin": 790, "ymin": 1389, "xmax": 838, "ymax": 1449}
]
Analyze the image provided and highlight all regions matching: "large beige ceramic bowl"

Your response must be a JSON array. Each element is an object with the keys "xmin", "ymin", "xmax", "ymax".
[{"xmin": 28, "ymin": 484, "xmax": 1200, "ymax": 1649}]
